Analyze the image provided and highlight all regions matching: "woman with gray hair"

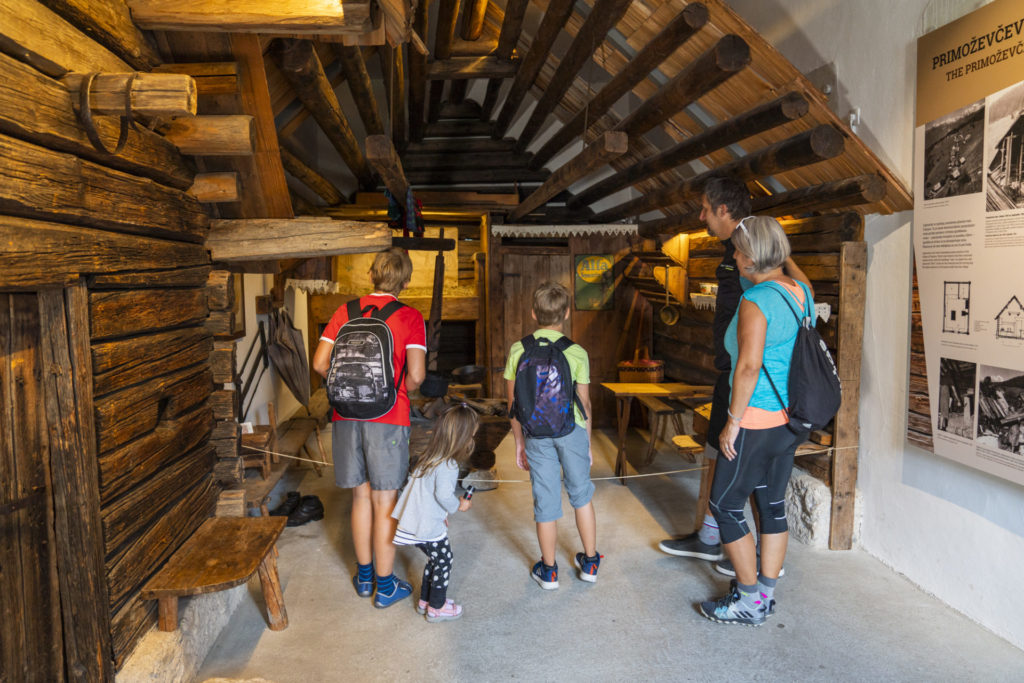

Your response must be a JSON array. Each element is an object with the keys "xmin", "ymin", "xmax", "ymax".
[{"xmin": 699, "ymin": 215, "xmax": 815, "ymax": 627}]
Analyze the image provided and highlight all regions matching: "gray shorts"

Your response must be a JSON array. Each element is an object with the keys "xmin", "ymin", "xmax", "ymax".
[
  {"xmin": 332, "ymin": 420, "xmax": 410, "ymax": 490},
  {"xmin": 524, "ymin": 425, "xmax": 594, "ymax": 523}
]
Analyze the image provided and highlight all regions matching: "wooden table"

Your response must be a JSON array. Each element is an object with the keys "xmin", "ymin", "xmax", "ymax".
[{"xmin": 600, "ymin": 382, "xmax": 713, "ymax": 484}]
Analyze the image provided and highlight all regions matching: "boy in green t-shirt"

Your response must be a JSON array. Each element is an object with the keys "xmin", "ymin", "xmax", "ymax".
[{"xmin": 504, "ymin": 282, "xmax": 601, "ymax": 589}]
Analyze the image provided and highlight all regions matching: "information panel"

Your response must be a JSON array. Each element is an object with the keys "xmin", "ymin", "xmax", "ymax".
[{"xmin": 914, "ymin": 0, "xmax": 1024, "ymax": 485}]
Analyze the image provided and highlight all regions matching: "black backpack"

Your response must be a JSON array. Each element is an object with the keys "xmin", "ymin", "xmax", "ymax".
[
  {"xmin": 326, "ymin": 299, "xmax": 406, "ymax": 420},
  {"xmin": 760, "ymin": 283, "xmax": 842, "ymax": 435},
  {"xmin": 510, "ymin": 335, "xmax": 586, "ymax": 438}
]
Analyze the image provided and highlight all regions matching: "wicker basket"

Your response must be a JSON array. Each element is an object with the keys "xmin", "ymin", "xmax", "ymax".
[{"xmin": 617, "ymin": 348, "xmax": 664, "ymax": 383}]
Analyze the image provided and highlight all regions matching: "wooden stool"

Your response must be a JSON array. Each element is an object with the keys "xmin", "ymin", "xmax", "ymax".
[
  {"xmin": 637, "ymin": 395, "xmax": 688, "ymax": 465},
  {"xmin": 141, "ymin": 517, "xmax": 288, "ymax": 632}
]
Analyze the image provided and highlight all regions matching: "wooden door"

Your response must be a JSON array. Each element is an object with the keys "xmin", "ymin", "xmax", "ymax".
[{"xmin": 499, "ymin": 249, "xmax": 573, "ymax": 396}]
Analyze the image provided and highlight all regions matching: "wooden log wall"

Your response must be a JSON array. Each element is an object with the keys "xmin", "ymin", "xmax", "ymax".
[
  {"xmin": 907, "ymin": 269, "xmax": 933, "ymax": 451},
  {"xmin": 0, "ymin": 1, "xmax": 220, "ymax": 671}
]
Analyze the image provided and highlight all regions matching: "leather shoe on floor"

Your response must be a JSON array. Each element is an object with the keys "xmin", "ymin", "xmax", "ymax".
[
  {"xmin": 269, "ymin": 491, "xmax": 300, "ymax": 517},
  {"xmin": 287, "ymin": 495, "xmax": 324, "ymax": 527}
]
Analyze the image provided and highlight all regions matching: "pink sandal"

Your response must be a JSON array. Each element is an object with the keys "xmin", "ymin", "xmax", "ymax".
[
  {"xmin": 417, "ymin": 598, "xmax": 454, "ymax": 615},
  {"xmin": 425, "ymin": 600, "xmax": 463, "ymax": 622}
]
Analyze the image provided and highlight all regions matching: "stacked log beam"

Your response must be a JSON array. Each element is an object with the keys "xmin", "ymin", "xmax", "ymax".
[{"xmin": 206, "ymin": 270, "xmax": 243, "ymax": 486}]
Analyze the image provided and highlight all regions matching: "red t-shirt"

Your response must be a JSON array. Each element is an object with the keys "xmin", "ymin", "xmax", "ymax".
[{"xmin": 320, "ymin": 293, "xmax": 426, "ymax": 426}]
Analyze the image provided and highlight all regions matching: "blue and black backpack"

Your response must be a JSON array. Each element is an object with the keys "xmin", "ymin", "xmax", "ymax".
[{"xmin": 510, "ymin": 335, "xmax": 586, "ymax": 438}]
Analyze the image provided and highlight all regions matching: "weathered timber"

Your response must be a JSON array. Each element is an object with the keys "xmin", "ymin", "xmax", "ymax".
[
  {"xmin": 205, "ymin": 310, "xmax": 238, "ymax": 338},
  {"xmin": 428, "ymin": 56, "xmax": 518, "ymax": 80},
  {"xmin": 62, "ymin": 72, "xmax": 197, "ymax": 118},
  {"xmin": 438, "ymin": 100, "xmax": 484, "ymax": 119},
  {"xmin": 613, "ymin": 35, "xmax": 750, "ymax": 139},
  {"xmin": 39, "ymin": 0, "xmax": 161, "ymax": 70},
  {"xmin": 125, "ymin": 0, "xmax": 374, "ymax": 34},
  {"xmin": 211, "ymin": 388, "xmax": 238, "ymax": 420},
  {"xmin": 37, "ymin": 285, "xmax": 114, "ymax": 682},
  {"xmin": 515, "ymin": 0, "xmax": 635, "ymax": 152},
  {"xmin": 0, "ymin": 135, "xmax": 207, "ymax": 243},
  {"xmin": 598, "ymin": 125, "xmax": 845, "ymax": 223},
  {"xmin": 189, "ymin": 173, "xmax": 240, "ymax": 202},
  {"xmin": 211, "ymin": 436, "xmax": 239, "ymax": 460},
  {"xmin": 290, "ymin": 191, "xmax": 327, "ymax": 216},
  {"xmin": 407, "ymin": 0, "xmax": 431, "ymax": 142},
  {"xmin": 335, "ymin": 45, "xmax": 384, "ymax": 135},
  {"xmin": 90, "ymin": 325, "xmax": 209, "ymax": 375},
  {"xmin": 212, "ymin": 420, "xmax": 239, "ymax": 440},
  {"xmin": 90, "ymin": 288, "xmax": 208, "ymax": 340},
  {"xmin": 161, "ymin": 115, "xmax": 255, "ymax": 156},
  {"xmin": 433, "ymin": 0, "xmax": 459, "ymax": 61},
  {"xmin": 310, "ymin": 292, "xmax": 478, "ymax": 324},
  {"xmin": 480, "ymin": 0, "xmax": 528, "ymax": 119},
  {"xmin": 275, "ymin": 39, "xmax": 372, "ymax": 188},
  {"xmin": 404, "ymin": 167, "xmax": 547, "ymax": 185},
  {"xmin": 0, "ymin": 0, "xmax": 130, "ymax": 78},
  {"xmin": 207, "ymin": 218, "xmax": 390, "ymax": 261},
  {"xmin": 365, "ymin": 135, "xmax": 409, "ymax": 199},
  {"xmin": 687, "ymin": 253, "xmax": 840, "ymax": 281},
  {"xmin": 460, "ymin": 0, "xmax": 488, "ymax": 40},
  {"xmin": 275, "ymin": 54, "xmax": 346, "ymax": 140},
  {"xmin": 154, "ymin": 62, "xmax": 239, "ymax": 95},
  {"xmin": 205, "ymin": 270, "xmax": 235, "ymax": 310},
  {"xmin": 493, "ymin": 0, "xmax": 576, "ymax": 138},
  {"xmin": 0, "ymin": 217, "xmax": 207, "ymax": 290},
  {"xmin": 569, "ymin": 91, "xmax": 809, "ymax": 207},
  {"xmin": 401, "ymin": 151, "xmax": 533, "ymax": 172},
  {"xmin": 213, "ymin": 456, "xmax": 243, "ymax": 486},
  {"xmin": 405, "ymin": 137, "xmax": 518, "ymax": 155},
  {"xmin": 830, "ymin": 241, "xmax": 866, "ymax": 550},
  {"xmin": 687, "ymin": 213, "xmax": 861, "ymax": 256},
  {"xmin": 423, "ymin": 119, "xmax": 493, "ymax": 138},
  {"xmin": 96, "ymin": 366, "xmax": 212, "ymax": 453},
  {"xmin": 92, "ymin": 328, "xmax": 212, "ymax": 396},
  {"xmin": 211, "ymin": 340, "xmax": 237, "ymax": 382},
  {"xmin": 88, "ymin": 266, "xmax": 212, "ymax": 290},
  {"xmin": 380, "ymin": 45, "xmax": 406, "ymax": 148},
  {"xmin": 101, "ymin": 444, "xmax": 214, "ymax": 556},
  {"xmin": 508, "ymin": 132, "xmax": 628, "ymax": 221},
  {"xmin": 280, "ymin": 142, "xmax": 344, "ymax": 205},
  {"xmin": 532, "ymin": 4, "xmax": 709, "ymax": 169},
  {"xmin": 106, "ymin": 475, "xmax": 214, "ymax": 612},
  {"xmin": 0, "ymin": 53, "xmax": 193, "ymax": 189}
]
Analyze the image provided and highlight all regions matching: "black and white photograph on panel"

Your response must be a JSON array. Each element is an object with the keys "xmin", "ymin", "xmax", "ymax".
[
  {"xmin": 937, "ymin": 358, "xmax": 976, "ymax": 438},
  {"xmin": 976, "ymin": 364, "xmax": 1024, "ymax": 456},
  {"xmin": 943, "ymin": 281, "xmax": 971, "ymax": 334},
  {"xmin": 923, "ymin": 99, "xmax": 985, "ymax": 200},
  {"xmin": 995, "ymin": 295, "xmax": 1024, "ymax": 340},
  {"xmin": 985, "ymin": 80, "xmax": 1024, "ymax": 211}
]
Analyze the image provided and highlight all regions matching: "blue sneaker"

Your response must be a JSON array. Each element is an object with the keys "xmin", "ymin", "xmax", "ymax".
[
  {"xmin": 373, "ymin": 578, "xmax": 412, "ymax": 608},
  {"xmin": 531, "ymin": 560, "xmax": 559, "ymax": 590},
  {"xmin": 574, "ymin": 552, "xmax": 602, "ymax": 583},
  {"xmin": 352, "ymin": 574, "xmax": 374, "ymax": 598}
]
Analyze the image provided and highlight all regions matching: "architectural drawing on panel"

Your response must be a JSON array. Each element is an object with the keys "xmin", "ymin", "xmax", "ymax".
[
  {"xmin": 942, "ymin": 281, "xmax": 970, "ymax": 334},
  {"xmin": 996, "ymin": 295, "xmax": 1024, "ymax": 340}
]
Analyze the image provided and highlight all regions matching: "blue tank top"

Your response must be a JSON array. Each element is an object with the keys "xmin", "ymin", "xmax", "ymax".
[{"xmin": 724, "ymin": 279, "xmax": 815, "ymax": 411}]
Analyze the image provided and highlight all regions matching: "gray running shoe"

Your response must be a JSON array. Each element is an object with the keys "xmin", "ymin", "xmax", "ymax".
[
  {"xmin": 730, "ymin": 579, "xmax": 775, "ymax": 617},
  {"xmin": 713, "ymin": 557, "xmax": 785, "ymax": 578},
  {"xmin": 658, "ymin": 532, "xmax": 723, "ymax": 561},
  {"xmin": 699, "ymin": 586, "xmax": 765, "ymax": 626}
]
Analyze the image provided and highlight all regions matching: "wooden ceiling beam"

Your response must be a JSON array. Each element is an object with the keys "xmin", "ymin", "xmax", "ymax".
[
  {"xmin": 153, "ymin": 62, "xmax": 240, "ymax": 97},
  {"xmin": 126, "ymin": 0, "xmax": 374, "ymax": 35},
  {"xmin": 428, "ymin": 56, "xmax": 518, "ymax": 80},
  {"xmin": 366, "ymin": 134, "xmax": 409, "ymax": 199},
  {"xmin": 407, "ymin": 0, "xmax": 431, "ymax": 141},
  {"xmin": 434, "ymin": 0, "xmax": 459, "ymax": 61},
  {"xmin": 41, "ymin": 0, "xmax": 161, "ymax": 70},
  {"xmin": 531, "ymin": 4, "xmax": 709, "ymax": 169},
  {"xmin": 279, "ymin": 141, "xmax": 346, "ymax": 205},
  {"xmin": 614, "ymin": 34, "xmax": 750, "ymax": 139},
  {"xmin": 460, "ymin": 0, "xmax": 488, "ymax": 41},
  {"xmin": 593, "ymin": 124, "xmax": 845, "ymax": 222},
  {"xmin": 637, "ymin": 175, "xmax": 887, "ymax": 237},
  {"xmin": 334, "ymin": 45, "xmax": 384, "ymax": 135},
  {"xmin": 508, "ymin": 131, "xmax": 627, "ymax": 222},
  {"xmin": 379, "ymin": 46, "xmax": 407, "ymax": 150},
  {"xmin": 514, "ymin": 0, "xmax": 634, "ymax": 153},
  {"xmin": 492, "ymin": 0, "xmax": 575, "ymax": 139},
  {"xmin": 207, "ymin": 218, "xmax": 390, "ymax": 261},
  {"xmin": 276, "ymin": 53, "xmax": 347, "ymax": 139},
  {"xmin": 61, "ymin": 72, "xmax": 197, "ymax": 118},
  {"xmin": 480, "ymin": 0, "xmax": 529, "ymax": 120},
  {"xmin": 273, "ymin": 38, "xmax": 373, "ymax": 188},
  {"xmin": 569, "ymin": 91, "xmax": 808, "ymax": 209}
]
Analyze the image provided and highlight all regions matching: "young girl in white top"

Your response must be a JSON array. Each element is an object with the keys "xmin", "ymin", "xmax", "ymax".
[{"xmin": 392, "ymin": 404, "xmax": 478, "ymax": 622}]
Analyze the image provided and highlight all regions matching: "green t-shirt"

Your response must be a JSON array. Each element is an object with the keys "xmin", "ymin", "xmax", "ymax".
[{"xmin": 503, "ymin": 329, "xmax": 590, "ymax": 427}]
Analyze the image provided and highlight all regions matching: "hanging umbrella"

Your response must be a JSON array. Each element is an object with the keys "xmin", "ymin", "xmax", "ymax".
[{"xmin": 267, "ymin": 307, "xmax": 311, "ymax": 406}]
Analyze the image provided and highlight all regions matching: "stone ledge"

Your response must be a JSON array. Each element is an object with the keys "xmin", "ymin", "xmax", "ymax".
[{"xmin": 786, "ymin": 466, "xmax": 863, "ymax": 548}]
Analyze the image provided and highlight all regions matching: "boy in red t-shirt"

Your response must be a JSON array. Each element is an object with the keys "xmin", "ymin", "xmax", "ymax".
[{"xmin": 313, "ymin": 248, "xmax": 426, "ymax": 608}]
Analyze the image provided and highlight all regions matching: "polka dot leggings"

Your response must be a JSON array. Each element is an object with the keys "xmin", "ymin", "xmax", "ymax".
[{"xmin": 416, "ymin": 537, "xmax": 453, "ymax": 609}]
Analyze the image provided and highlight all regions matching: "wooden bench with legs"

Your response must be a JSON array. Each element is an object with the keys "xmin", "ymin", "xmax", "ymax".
[
  {"xmin": 140, "ymin": 516, "xmax": 288, "ymax": 632},
  {"xmin": 636, "ymin": 395, "xmax": 692, "ymax": 465}
]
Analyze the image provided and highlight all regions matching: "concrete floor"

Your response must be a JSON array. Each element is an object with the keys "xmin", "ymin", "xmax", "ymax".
[{"xmin": 197, "ymin": 429, "xmax": 1024, "ymax": 682}]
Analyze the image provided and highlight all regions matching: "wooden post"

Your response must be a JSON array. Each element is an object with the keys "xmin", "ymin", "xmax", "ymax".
[
  {"xmin": 188, "ymin": 172, "xmax": 240, "ymax": 202},
  {"xmin": 508, "ymin": 132, "xmax": 627, "ymax": 221},
  {"xmin": 334, "ymin": 45, "xmax": 384, "ymax": 135},
  {"xmin": 365, "ymin": 134, "xmax": 410, "ymax": 199},
  {"xmin": 381, "ymin": 45, "xmax": 406, "ymax": 149},
  {"xmin": 480, "ymin": 0, "xmax": 528, "ymax": 120},
  {"xmin": 62, "ymin": 72, "xmax": 197, "ymax": 118},
  {"xmin": 492, "ymin": 0, "xmax": 575, "ymax": 139},
  {"xmin": 569, "ymin": 92, "xmax": 808, "ymax": 208},
  {"xmin": 830, "ymin": 241, "xmax": 866, "ymax": 550},
  {"xmin": 433, "ymin": 0, "xmax": 459, "ymax": 61},
  {"xmin": 161, "ymin": 115, "xmax": 255, "ymax": 155},
  {"xmin": 157, "ymin": 596, "xmax": 178, "ymax": 631},
  {"xmin": 257, "ymin": 551, "xmax": 288, "ymax": 630},
  {"xmin": 514, "ymin": 0, "xmax": 634, "ymax": 153},
  {"xmin": 407, "ymin": 0, "xmax": 431, "ymax": 141},
  {"xmin": 279, "ymin": 142, "xmax": 345, "ymax": 205},
  {"xmin": 460, "ymin": 0, "xmax": 488, "ymax": 40},
  {"xmin": 531, "ymin": 4, "xmax": 708, "ymax": 169}
]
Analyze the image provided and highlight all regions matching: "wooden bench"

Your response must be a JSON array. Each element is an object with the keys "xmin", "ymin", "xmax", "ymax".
[
  {"xmin": 141, "ymin": 516, "xmax": 288, "ymax": 632},
  {"xmin": 637, "ymin": 395, "xmax": 690, "ymax": 465},
  {"xmin": 241, "ymin": 403, "xmax": 277, "ymax": 480}
]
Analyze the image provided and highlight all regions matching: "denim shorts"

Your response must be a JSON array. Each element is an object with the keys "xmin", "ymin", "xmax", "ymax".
[
  {"xmin": 524, "ymin": 425, "xmax": 594, "ymax": 523},
  {"xmin": 332, "ymin": 420, "xmax": 410, "ymax": 490}
]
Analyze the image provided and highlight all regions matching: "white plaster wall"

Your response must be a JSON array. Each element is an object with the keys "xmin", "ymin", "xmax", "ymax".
[{"xmin": 725, "ymin": 0, "xmax": 1024, "ymax": 650}]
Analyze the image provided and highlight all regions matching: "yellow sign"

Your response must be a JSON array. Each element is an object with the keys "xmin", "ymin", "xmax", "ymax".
[{"xmin": 575, "ymin": 255, "xmax": 612, "ymax": 284}]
